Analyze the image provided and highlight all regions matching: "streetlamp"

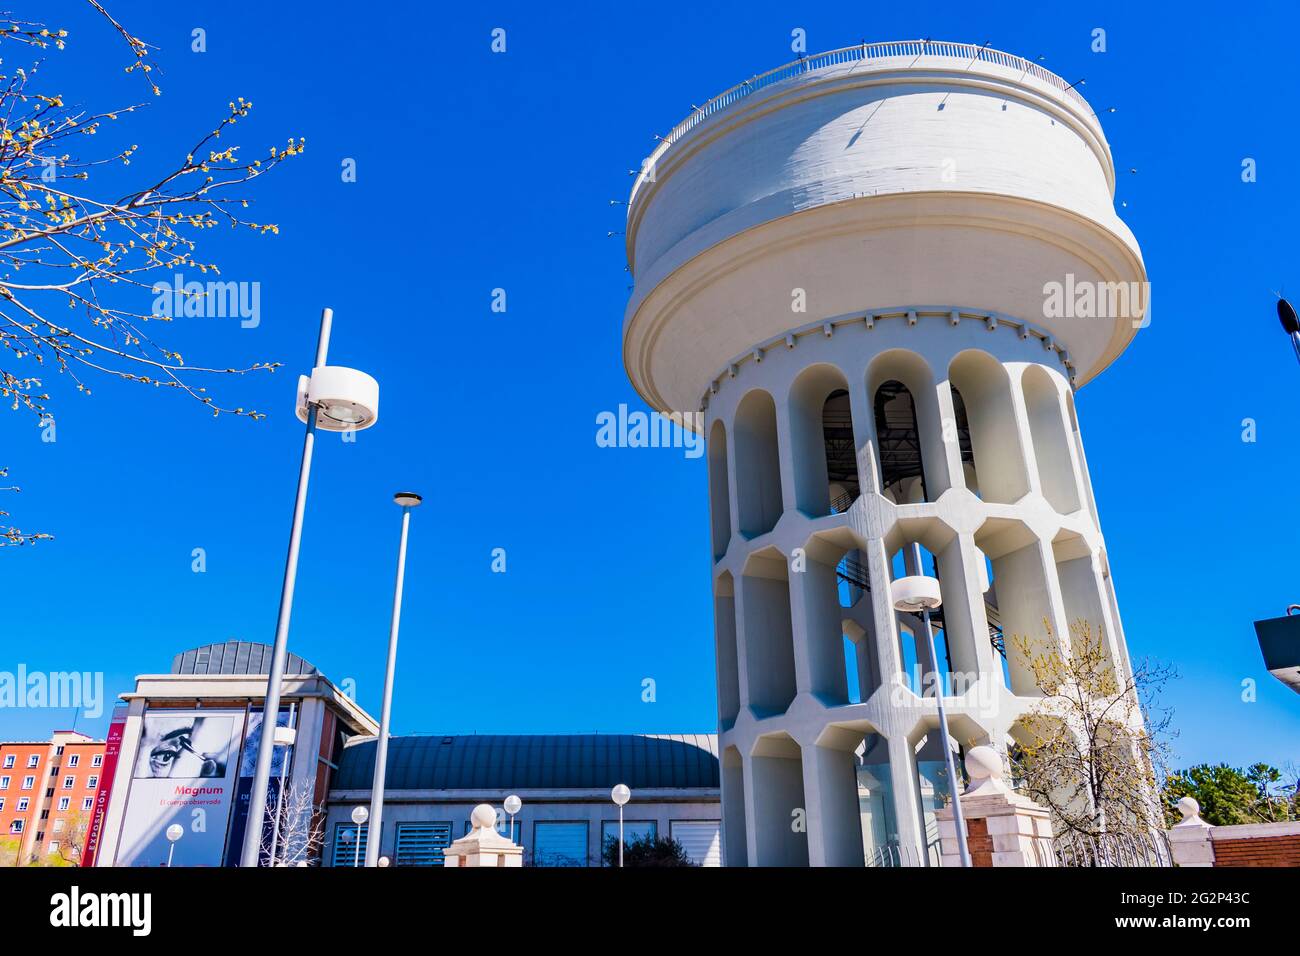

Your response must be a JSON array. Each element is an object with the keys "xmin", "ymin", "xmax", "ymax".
[
  {"xmin": 890, "ymin": 566, "xmax": 972, "ymax": 868},
  {"xmin": 350, "ymin": 805, "xmax": 369, "ymax": 868},
  {"xmin": 365, "ymin": 492, "xmax": 422, "ymax": 866},
  {"xmin": 239, "ymin": 308, "xmax": 380, "ymax": 868},
  {"xmin": 503, "ymin": 794, "xmax": 522, "ymax": 844},
  {"xmin": 611, "ymin": 783, "xmax": 631, "ymax": 868},
  {"xmin": 165, "ymin": 824, "xmax": 184, "ymax": 868},
  {"xmin": 1278, "ymin": 298, "xmax": 1300, "ymax": 368}
]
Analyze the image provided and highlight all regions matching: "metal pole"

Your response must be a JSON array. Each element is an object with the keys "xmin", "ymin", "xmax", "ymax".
[
  {"xmin": 365, "ymin": 505, "xmax": 413, "ymax": 866},
  {"xmin": 239, "ymin": 309, "xmax": 332, "ymax": 868},
  {"xmin": 353, "ymin": 830, "xmax": 361, "ymax": 869},
  {"xmin": 618, "ymin": 805, "xmax": 624, "ymax": 868},
  {"xmin": 921, "ymin": 605, "xmax": 972, "ymax": 867},
  {"xmin": 166, "ymin": 843, "xmax": 175, "ymax": 868},
  {"xmin": 266, "ymin": 701, "xmax": 296, "ymax": 866}
]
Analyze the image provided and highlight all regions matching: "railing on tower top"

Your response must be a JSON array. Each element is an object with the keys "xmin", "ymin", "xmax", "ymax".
[{"xmin": 640, "ymin": 40, "xmax": 1091, "ymax": 166}]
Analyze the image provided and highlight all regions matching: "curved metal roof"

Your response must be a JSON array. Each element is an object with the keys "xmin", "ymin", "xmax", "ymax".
[
  {"xmin": 171, "ymin": 641, "xmax": 318, "ymax": 677},
  {"xmin": 333, "ymin": 734, "xmax": 719, "ymax": 791}
]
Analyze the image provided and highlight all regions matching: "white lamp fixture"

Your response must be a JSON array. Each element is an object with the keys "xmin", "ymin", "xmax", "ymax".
[
  {"xmin": 295, "ymin": 366, "xmax": 380, "ymax": 431},
  {"xmin": 351, "ymin": 805, "xmax": 369, "ymax": 826},
  {"xmin": 165, "ymin": 823, "xmax": 184, "ymax": 868},
  {"xmin": 611, "ymin": 784, "xmax": 631, "ymax": 868},
  {"xmin": 891, "ymin": 575, "xmax": 943, "ymax": 613},
  {"xmin": 504, "ymin": 794, "xmax": 522, "ymax": 843},
  {"xmin": 272, "ymin": 726, "xmax": 297, "ymax": 747}
]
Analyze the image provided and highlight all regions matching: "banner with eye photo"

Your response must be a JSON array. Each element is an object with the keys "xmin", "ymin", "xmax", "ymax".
[{"xmin": 114, "ymin": 710, "xmax": 244, "ymax": 867}]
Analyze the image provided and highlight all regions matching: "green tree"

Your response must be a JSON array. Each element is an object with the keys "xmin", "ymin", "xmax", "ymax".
[
  {"xmin": 1162, "ymin": 763, "xmax": 1299, "ymax": 826},
  {"xmin": 601, "ymin": 833, "xmax": 697, "ymax": 868}
]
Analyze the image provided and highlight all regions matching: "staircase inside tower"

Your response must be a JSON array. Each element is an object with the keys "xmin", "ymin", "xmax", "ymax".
[
  {"xmin": 834, "ymin": 555, "xmax": 1006, "ymax": 661},
  {"xmin": 823, "ymin": 389, "xmax": 859, "ymax": 513}
]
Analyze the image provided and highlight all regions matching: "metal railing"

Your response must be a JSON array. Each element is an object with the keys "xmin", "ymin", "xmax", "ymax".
[
  {"xmin": 1030, "ymin": 829, "xmax": 1174, "ymax": 868},
  {"xmin": 633, "ymin": 40, "xmax": 1091, "ymax": 202}
]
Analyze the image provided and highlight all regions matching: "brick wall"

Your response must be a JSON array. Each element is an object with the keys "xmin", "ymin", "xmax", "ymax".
[{"xmin": 1212, "ymin": 833, "xmax": 1300, "ymax": 867}]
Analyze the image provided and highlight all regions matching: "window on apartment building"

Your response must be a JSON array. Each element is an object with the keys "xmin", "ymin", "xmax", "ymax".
[
  {"xmin": 67, "ymin": 754, "xmax": 79, "ymax": 768},
  {"xmin": 27, "ymin": 755, "xmax": 38, "ymax": 768},
  {"xmin": 16, "ymin": 798, "xmax": 28, "ymax": 812},
  {"xmin": 9, "ymin": 820, "xmax": 22, "ymax": 834},
  {"xmin": 47, "ymin": 841, "xmax": 59, "ymax": 856},
  {"xmin": 0, "ymin": 776, "xmax": 8, "ymax": 790},
  {"xmin": 53, "ymin": 819, "xmax": 65, "ymax": 832},
  {"xmin": 91, "ymin": 755, "xmax": 103, "ymax": 768},
  {"xmin": 0, "ymin": 798, "xmax": 5, "ymax": 812},
  {"xmin": 55, "ymin": 746, "xmax": 64, "ymax": 755},
  {"xmin": 21, "ymin": 776, "xmax": 34, "ymax": 790},
  {"xmin": 57, "ymin": 797, "xmax": 70, "ymax": 811},
  {"xmin": 87, "ymin": 776, "xmax": 98, "ymax": 789},
  {"xmin": 81, "ymin": 798, "xmax": 93, "ymax": 811},
  {"xmin": 62, "ymin": 776, "xmax": 73, "ymax": 789},
  {"xmin": 39, "ymin": 810, "xmax": 48, "ymax": 820},
  {"xmin": 2, "ymin": 755, "xmax": 13, "ymax": 769}
]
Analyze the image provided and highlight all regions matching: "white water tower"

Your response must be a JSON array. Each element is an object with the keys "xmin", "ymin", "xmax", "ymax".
[{"xmin": 622, "ymin": 41, "xmax": 1147, "ymax": 866}]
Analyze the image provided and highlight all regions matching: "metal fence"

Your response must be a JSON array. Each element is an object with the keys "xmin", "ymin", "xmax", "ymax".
[{"xmin": 1030, "ymin": 829, "xmax": 1174, "ymax": 867}]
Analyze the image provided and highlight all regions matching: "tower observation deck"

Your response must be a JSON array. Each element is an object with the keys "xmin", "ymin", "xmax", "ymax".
[{"xmin": 621, "ymin": 41, "xmax": 1148, "ymax": 867}]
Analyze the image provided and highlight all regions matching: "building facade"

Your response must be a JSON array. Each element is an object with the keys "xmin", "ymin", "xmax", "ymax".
[
  {"xmin": 94, "ymin": 642, "xmax": 378, "ymax": 867},
  {"xmin": 0, "ymin": 731, "xmax": 106, "ymax": 865},
  {"xmin": 622, "ymin": 41, "xmax": 1147, "ymax": 865},
  {"xmin": 324, "ymin": 733, "xmax": 721, "ymax": 867}
]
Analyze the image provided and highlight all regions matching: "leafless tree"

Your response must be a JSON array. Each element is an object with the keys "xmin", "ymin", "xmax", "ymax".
[
  {"xmin": 1009, "ymin": 619, "xmax": 1176, "ymax": 839},
  {"xmin": 1, "ymin": 2, "xmax": 302, "ymax": 540},
  {"xmin": 260, "ymin": 782, "xmax": 325, "ymax": 867}
]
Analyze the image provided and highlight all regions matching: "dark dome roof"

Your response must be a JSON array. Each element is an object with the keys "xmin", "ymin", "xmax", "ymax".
[
  {"xmin": 333, "ymin": 733, "xmax": 719, "ymax": 791},
  {"xmin": 171, "ymin": 641, "xmax": 318, "ymax": 676}
]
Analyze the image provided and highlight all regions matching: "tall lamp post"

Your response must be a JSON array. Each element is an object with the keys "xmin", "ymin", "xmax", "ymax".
[
  {"xmin": 365, "ymin": 492, "xmax": 422, "ymax": 866},
  {"xmin": 239, "ymin": 308, "xmax": 380, "ymax": 868},
  {"xmin": 503, "ymin": 794, "xmax": 522, "ymax": 844},
  {"xmin": 611, "ymin": 784, "xmax": 631, "ymax": 868},
  {"xmin": 349, "ymin": 805, "xmax": 369, "ymax": 868},
  {"xmin": 891, "ymin": 563, "xmax": 971, "ymax": 868}
]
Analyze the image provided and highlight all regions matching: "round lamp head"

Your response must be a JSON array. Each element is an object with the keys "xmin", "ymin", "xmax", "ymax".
[
  {"xmin": 350, "ymin": 805, "xmax": 369, "ymax": 826},
  {"xmin": 1279, "ymin": 298, "xmax": 1299, "ymax": 335},
  {"xmin": 891, "ymin": 575, "xmax": 943, "ymax": 612},
  {"xmin": 165, "ymin": 824, "xmax": 184, "ymax": 843},
  {"xmin": 296, "ymin": 366, "xmax": 380, "ymax": 432},
  {"xmin": 611, "ymin": 783, "xmax": 631, "ymax": 807},
  {"xmin": 503, "ymin": 794, "xmax": 522, "ymax": 815},
  {"xmin": 378, "ymin": 856, "xmax": 391, "ymax": 868},
  {"xmin": 393, "ymin": 491, "xmax": 423, "ymax": 508}
]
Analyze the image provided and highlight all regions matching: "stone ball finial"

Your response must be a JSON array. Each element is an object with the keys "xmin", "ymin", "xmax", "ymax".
[
  {"xmin": 1177, "ymin": 796, "xmax": 1200, "ymax": 822},
  {"xmin": 965, "ymin": 745, "xmax": 1003, "ymax": 781},
  {"xmin": 471, "ymin": 803, "xmax": 497, "ymax": 830}
]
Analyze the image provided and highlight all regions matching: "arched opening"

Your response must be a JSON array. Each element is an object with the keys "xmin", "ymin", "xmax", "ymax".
[
  {"xmin": 1065, "ymin": 391, "xmax": 1100, "ymax": 526},
  {"xmin": 740, "ymin": 550, "xmax": 797, "ymax": 717},
  {"xmin": 874, "ymin": 381, "xmax": 927, "ymax": 504},
  {"xmin": 1022, "ymin": 367, "xmax": 1081, "ymax": 514},
  {"xmin": 976, "ymin": 518, "xmax": 1057, "ymax": 697},
  {"xmin": 751, "ymin": 734, "xmax": 808, "ymax": 866},
  {"xmin": 714, "ymin": 572, "xmax": 740, "ymax": 730},
  {"xmin": 797, "ymin": 534, "xmax": 864, "ymax": 708},
  {"xmin": 790, "ymin": 366, "xmax": 858, "ymax": 517},
  {"xmin": 811, "ymin": 724, "xmax": 869, "ymax": 867},
  {"xmin": 857, "ymin": 732, "xmax": 902, "ymax": 865},
  {"xmin": 721, "ymin": 746, "xmax": 748, "ymax": 867},
  {"xmin": 948, "ymin": 351, "xmax": 1030, "ymax": 503},
  {"xmin": 733, "ymin": 390, "xmax": 784, "ymax": 537},
  {"xmin": 708, "ymin": 420, "xmax": 732, "ymax": 559}
]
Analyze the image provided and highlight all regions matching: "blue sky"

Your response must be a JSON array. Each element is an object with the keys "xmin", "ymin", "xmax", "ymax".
[{"xmin": 1, "ymin": 0, "xmax": 1297, "ymax": 773}]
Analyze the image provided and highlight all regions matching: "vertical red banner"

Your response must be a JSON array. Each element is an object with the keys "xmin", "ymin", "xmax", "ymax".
[{"xmin": 81, "ymin": 705, "xmax": 127, "ymax": 867}]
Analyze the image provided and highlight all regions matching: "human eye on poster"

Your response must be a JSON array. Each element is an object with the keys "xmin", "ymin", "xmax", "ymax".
[{"xmin": 133, "ymin": 714, "xmax": 236, "ymax": 779}]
